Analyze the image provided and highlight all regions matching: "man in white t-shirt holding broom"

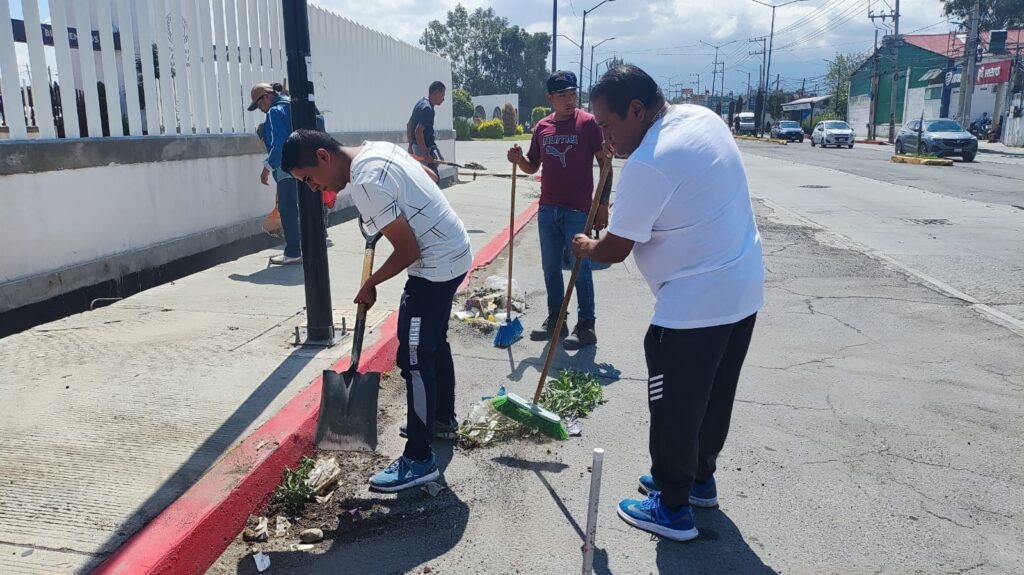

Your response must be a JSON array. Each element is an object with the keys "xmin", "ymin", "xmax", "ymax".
[{"xmin": 573, "ymin": 65, "xmax": 764, "ymax": 542}]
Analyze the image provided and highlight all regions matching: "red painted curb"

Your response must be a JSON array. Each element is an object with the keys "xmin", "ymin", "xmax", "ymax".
[{"xmin": 93, "ymin": 198, "xmax": 542, "ymax": 575}]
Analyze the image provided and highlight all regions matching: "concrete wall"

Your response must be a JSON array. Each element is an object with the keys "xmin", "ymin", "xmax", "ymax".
[
  {"xmin": 903, "ymin": 87, "xmax": 944, "ymax": 124},
  {"xmin": 847, "ymin": 94, "xmax": 872, "ymax": 136},
  {"xmin": 472, "ymin": 94, "xmax": 520, "ymax": 123},
  {"xmin": 1004, "ymin": 94, "xmax": 1024, "ymax": 146},
  {"xmin": 0, "ymin": 130, "xmax": 454, "ymax": 313}
]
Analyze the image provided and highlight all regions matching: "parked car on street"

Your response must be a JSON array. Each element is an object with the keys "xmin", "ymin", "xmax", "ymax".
[
  {"xmin": 895, "ymin": 118, "xmax": 978, "ymax": 162},
  {"xmin": 811, "ymin": 120, "xmax": 854, "ymax": 148},
  {"xmin": 771, "ymin": 120, "xmax": 805, "ymax": 142},
  {"xmin": 738, "ymin": 112, "xmax": 756, "ymax": 135}
]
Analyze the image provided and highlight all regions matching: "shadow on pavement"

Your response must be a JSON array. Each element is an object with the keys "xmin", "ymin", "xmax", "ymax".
[
  {"xmin": 493, "ymin": 456, "xmax": 582, "ymax": 538},
  {"xmin": 81, "ymin": 347, "xmax": 320, "ymax": 573},
  {"xmin": 228, "ymin": 265, "xmax": 305, "ymax": 286},
  {"xmin": 504, "ymin": 342, "xmax": 621, "ymax": 385},
  {"xmin": 653, "ymin": 508, "xmax": 777, "ymax": 575}
]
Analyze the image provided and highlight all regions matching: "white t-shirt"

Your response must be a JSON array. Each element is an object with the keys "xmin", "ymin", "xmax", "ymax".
[
  {"xmin": 348, "ymin": 142, "xmax": 473, "ymax": 282},
  {"xmin": 608, "ymin": 104, "xmax": 764, "ymax": 329}
]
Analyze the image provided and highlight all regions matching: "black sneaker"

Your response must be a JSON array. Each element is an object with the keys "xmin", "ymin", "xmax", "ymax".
[
  {"xmin": 563, "ymin": 319, "xmax": 596, "ymax": 350},
  {"xmin": 530, "ymin": 314, "xmax": 569, "ymax": 341},
  {"xmin": 399, "ymin": 415, "xmax": 459, "ymax": 440}
]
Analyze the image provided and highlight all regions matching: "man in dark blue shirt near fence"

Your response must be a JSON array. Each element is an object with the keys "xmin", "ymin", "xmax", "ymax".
[{"xmin": 407, "ymin": 81, "xmax": 447, "ymax": 180}]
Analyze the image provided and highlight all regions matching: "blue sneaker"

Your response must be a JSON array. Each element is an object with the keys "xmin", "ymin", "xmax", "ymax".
[
  {"xmin": 617, "ymin": 493, "xmax": 699, "ymax": 541},
  {"xmin": 638, "ymin": 475, "xmax": 719, "ymax": 508},
  {"xmin": 369, "ymin": 455, "xmax": 440, "ymax": 493}
]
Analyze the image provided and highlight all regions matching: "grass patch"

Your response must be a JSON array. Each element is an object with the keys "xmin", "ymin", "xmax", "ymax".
[
  {"xmin": 270, "ymin": 456, "xmax": 316, "ymax": 515},
  {"xmin": 537, "ymin": 369, "xmax": 607, "ymax": 419},
  {"xmin": 898, "ymin": 152, "xmax": 940, "ymax": 159}
]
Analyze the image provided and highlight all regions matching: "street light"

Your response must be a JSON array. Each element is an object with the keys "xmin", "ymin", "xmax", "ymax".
[
  {"xmin": 580, "ymin": 0, "xmax": 616, "ymax": 105},
  {"xmin": 588, "ymin": 37, "xmax": 615, "ymax": 108},
  {"xmin": 749, "ymin": 0, "xmax": 809, "ymax": 134},
  {"xmin": 699, "ymin": 39, "xmax": 737, "ymax": 104},
  {"xmin": 558, "ymin": 34, "xmax": 582, "ymax": 50}
]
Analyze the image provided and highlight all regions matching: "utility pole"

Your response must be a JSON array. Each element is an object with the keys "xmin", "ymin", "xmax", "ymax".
[
  {"xmin": 701, "ymin": 40, "xmax": 737, "ymax": 107},
  {"xmin": 579, "ymin": 0, "xmax": 616, "ymax": 106},
  {"xmin": 958, "ymin": 0, "xmax": 981, "ymax": 125},
  {"xmin": 690, "ymin": 72, "xmax": 700, "ymax": 103},
  {"xmin": 282, "ymin": 0, "xmax": 334, "ymax": 345},
  {"xmin": 869, "ymin": 28, "xmax": 879, "ymax": 140},
  {"xmin": 552, "ymin": 0, "xmax": 557, "ymax": 72},
  {"xmin": 750, "ymin": 0, "xmax": 808, "ymax": 134},
  {"xmin": 750, "ymin": 36, "xmax": 768, "ymax": 136},
  {"xmin": 869, "ymin": 0, "xmax": 900, "ymax": 142}
]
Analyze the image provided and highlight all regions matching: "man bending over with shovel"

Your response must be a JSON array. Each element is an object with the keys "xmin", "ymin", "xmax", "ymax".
[
  {"xmin": 573, "ymin": 66, "xmax": 764, "ymax": 541},
  {"xmin": 283, "ymin": 130, "xmax": 473, "ymax": 492}
]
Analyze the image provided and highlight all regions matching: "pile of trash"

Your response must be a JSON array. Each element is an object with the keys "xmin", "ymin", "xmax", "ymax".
[{"xmin": 453, "ymin": 276, "xmax": 526, "ymax": 334}]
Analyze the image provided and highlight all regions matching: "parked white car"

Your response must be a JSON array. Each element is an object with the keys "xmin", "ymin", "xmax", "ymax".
[{"xmin": 811, "ymin": 120, "xmax": 855, "ymax": 148}]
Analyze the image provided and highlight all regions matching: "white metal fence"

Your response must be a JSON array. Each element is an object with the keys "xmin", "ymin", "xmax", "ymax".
[{"xmin": 0, "ymin": 0, "xmax": 452, "ymax": 140}]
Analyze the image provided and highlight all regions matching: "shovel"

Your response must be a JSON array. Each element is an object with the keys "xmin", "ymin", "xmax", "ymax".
[{"xmin": 314, "ymin": 221, "xmax": 383, "ymax": 451}]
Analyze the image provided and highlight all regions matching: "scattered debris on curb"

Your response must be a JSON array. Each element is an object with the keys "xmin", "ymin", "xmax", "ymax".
[
  {"xmin": 454, "ymin": 276, "xmax": 526, "ymax": 330},
  {"xmin": 243, "ymin": 516, "xmax": 269, "ymax": 542},
  {"xmin": 252, "ymin": 550, "xmax": 271, "ymax": 572},
  {"xmin": 289, "ymin": 543, "xmax": 315, "ymax": 552},
  {"xmin": 305, "ymin": 456, "xmax": 342, "ymax": 495},
  {"xmin": 300, "ymin": 528, "xmax": 324, "ymax": 544},
  {"xmin": 274, "ymin": 516, "xmax": 291, "ymax": 538},
  {"xmin": 422, "ymin": 481, "xmax": 447, "ymax": 497}
]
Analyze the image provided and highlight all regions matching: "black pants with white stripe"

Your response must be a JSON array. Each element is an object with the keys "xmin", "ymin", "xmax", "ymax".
[
  {"xmin": 397, "ymin": 274, "xmax": 465, "ymax": 461},
  {"xmin": 644, "ymin": 314, "xmax": 757, "ymax": 508}
]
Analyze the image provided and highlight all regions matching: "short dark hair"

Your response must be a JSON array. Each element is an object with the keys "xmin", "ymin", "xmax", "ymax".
[
  {"xmin": 429, "ymin": 81, "xmax": 446, "ymax": 94},
  {"xmin": 590, "ymin": 65, "xmax": 665, "ymax": 118},
  {"xmin": 281, "ymin": 129, "xmax": 341, "ymax": 174}
]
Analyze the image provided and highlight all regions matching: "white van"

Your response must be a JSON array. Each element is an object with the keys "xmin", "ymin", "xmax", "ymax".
[{"xmin": 738, "ymin": 112, "xmax": 756, "ymax": 135}]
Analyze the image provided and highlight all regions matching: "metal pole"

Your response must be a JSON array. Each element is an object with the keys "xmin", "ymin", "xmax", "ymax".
[
  {"xmin": 552, "ymin": 0, "xmax": 558, "ymax": 72},
  {"xmin": 282, "ymin": 0, "xmax": 334, "ymax": 345},
  {"xmin": 764, "ymin": 5, "xmax": 777, "ymax": 133},
  {"xmin": 580, "ymin": 448, "xmax": 605, "ymax": 575},
  {"xmin": 888, "ymin": 0, "xmax": 900, "ymax": 142},
  {"xmin": 579, "ymin": 12, "xmax": 587, "ymax": 107},
  {"xmin": 589, "ymin": 44, "xmax": 595, "ymax": 110},
  {"xmin": 958, "ymin": 0, "xmax": 980, "ymax": 125}
]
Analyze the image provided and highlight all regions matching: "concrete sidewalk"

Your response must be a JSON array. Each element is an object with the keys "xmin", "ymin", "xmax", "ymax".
[{"xmin": 0, "ymin": 142, "xmax": 538, "ymax": 574}]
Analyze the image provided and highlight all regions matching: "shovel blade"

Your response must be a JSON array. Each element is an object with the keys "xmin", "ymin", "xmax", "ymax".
[{"xmin": 315, "ymin": 368, "xmax": 380, "ymax": 451}]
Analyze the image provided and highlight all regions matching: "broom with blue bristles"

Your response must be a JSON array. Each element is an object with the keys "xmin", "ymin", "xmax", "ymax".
[
  {"xmin": 493, "ymin": 163, "xmax": 524, "ymax": 348},
  {"xmin": 492, "ymin": 159, "xmax": 612, "ymax": 440}
]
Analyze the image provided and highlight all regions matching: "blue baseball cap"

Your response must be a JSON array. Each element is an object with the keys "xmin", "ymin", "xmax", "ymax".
[{"xmin": 546, "ymin": 71, "xmax": 578, "ymax": 93}]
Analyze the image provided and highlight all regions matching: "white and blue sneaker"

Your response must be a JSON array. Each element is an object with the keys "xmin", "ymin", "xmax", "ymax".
[
  {"xmin": 638, "ymin": 474, "xmax": 719, "ymax": 508},
  {"xmin": 617, "ymin": 492, "xmax": 699, "ymax": 542},
  {"xmin": 369, "ymin": 454, "xmax": 440, "ymax": 493}
]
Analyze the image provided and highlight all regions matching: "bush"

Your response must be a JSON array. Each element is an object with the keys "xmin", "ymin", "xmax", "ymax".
[
  {"xmin": 532, "ymin": 106, "xmax": 551, "ymax": 125},
  {"xmin": 454, "ymin": 117, "xmax": 472, "ymax": 141},
  {"xmin": 515, "ymin": 124, "xmax": 524, "ymax": 135},
  {"xmin": 453, "ymin": 88, "xmax": 474, "ymax": 119},
  {"xmin": 802, "ymin": 110, "xmax": 840, "ymax": 134},
  {"xmin": 469, "ymin": 121, "xmax": 480, "ymax": 138},
  {"xmin": 476, "ymin": 119, "xmax": 505, "ymax": 139},
  {"xmin": 502, "ymin": 103, "xmax": 517, "ymax": 136}
]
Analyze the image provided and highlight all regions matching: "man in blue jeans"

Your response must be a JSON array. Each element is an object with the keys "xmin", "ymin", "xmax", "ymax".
[
  {"xmin": 282, "ymin": 130, "xmax": 472, "ymax": 492},
  {"xmin": 248, "ymin": 83, "xmax": 301, "ymax": 265},
  {"xmin": 507, "ymin": 71, "xmax": 612, "ymax": 349}
]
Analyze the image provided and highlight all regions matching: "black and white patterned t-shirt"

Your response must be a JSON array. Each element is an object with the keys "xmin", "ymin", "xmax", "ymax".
[{"xmin": 349, "ymin": 142, "xmax": 472, "ymax": 282}]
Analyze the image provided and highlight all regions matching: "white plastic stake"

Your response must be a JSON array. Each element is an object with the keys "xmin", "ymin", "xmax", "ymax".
[{"xmin": 581, "ymin": 447, "xmax": 605, "ymax": 575}]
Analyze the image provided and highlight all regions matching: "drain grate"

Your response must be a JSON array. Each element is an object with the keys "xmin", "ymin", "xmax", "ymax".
[
  {"xmin": 799, "ymin": 184, "xmax": 831, "ymax": 189},
  {"xmin": 902, "ymin": 218, "xmax": 951, "ymax": 226}
]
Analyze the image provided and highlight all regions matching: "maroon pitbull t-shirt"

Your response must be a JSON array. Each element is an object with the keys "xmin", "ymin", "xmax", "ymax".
[{"xmin": 527, "ymin": 109, "xmax": 605, "ymax": 212}]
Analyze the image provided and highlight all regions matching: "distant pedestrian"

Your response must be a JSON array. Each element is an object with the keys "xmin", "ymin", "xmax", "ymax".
[
  {"xmin": 575, "ymin": 65, "xmax": 764, "ymax": 542},
  {"xmin": 408, "ymin": 81, "xmax": 447, "ymax": 181},
  {"xmin": 248, "ymin": 82, "xmax": 301, "ymax": 265}
]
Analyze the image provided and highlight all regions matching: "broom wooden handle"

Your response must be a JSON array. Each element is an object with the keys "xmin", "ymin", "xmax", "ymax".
[
  {"xmin": 533, "ymin": 159, "xmax": 612, "ymax": 404},
  {"xmin": 506, "ymin": 163, "xmax": 517, "ymax": 321}
]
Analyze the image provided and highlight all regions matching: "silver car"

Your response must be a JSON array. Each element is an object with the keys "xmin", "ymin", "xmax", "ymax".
[
  {"xmin": 811, "ymin": 120, "xmax": 855, "ymax": 148},
  {"xmin": 895, "ymin": 118, "xmax": 978, "ymax": 162}
]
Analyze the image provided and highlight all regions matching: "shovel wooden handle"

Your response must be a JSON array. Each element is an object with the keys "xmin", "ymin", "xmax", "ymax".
[
  {"xmin": 533, "ymin": 159, "xmax": 612, "ymax": 404},
  {"xmin": 506, "ymin": 163, "xmax": 517, "ymax": 320},
  {"xmin": 351, "ymin": 222, "xmax": 381, "ymax": 371}
]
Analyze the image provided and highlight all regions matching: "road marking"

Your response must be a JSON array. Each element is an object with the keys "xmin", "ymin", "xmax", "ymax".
[{"xmin": 757, "ymin": 195, "xmax": 1024, "ymax": 339}]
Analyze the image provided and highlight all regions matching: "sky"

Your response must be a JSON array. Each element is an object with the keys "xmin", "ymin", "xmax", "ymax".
[
  {"xmin": 315, "ymin": 0, "xmax": 961, "ymax": 98},
  {"xmin": 4, "ymin": 0, "xmax": 960, "ymax": 97}
]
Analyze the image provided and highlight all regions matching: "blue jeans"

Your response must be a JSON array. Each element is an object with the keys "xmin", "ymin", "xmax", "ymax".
[
  {"xmin": 538, "ymin": 205, "xmax": 595, "ymax": 321},
  {"xmin": 276, "ymin": 177, "xmax": 301, "ymax": 258}
]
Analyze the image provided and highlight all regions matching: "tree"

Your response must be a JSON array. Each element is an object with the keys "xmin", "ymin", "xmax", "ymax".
[
  {"xmin": 502, "ymin": 102, "xmax": 517, "ymax": 135},
  {"xmin": 452, "ymin": 88, "xmax": 474, "ymax": 118},
  {"xmin": 942, "ymin": 0, "xmax": 1024, "ymax": 30},
  {"xmin": 421, "ymin": 4, "xmax": 550, "ymax": 112},
  {"xmin": 824, "ymin": 52, "xmax": 864, "ymax": 121}
]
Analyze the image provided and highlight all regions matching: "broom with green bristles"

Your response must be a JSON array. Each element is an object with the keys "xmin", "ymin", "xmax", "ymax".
[{"xmin": 492, "ymin": 158, "xmax": 613, "ymax": 440}]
